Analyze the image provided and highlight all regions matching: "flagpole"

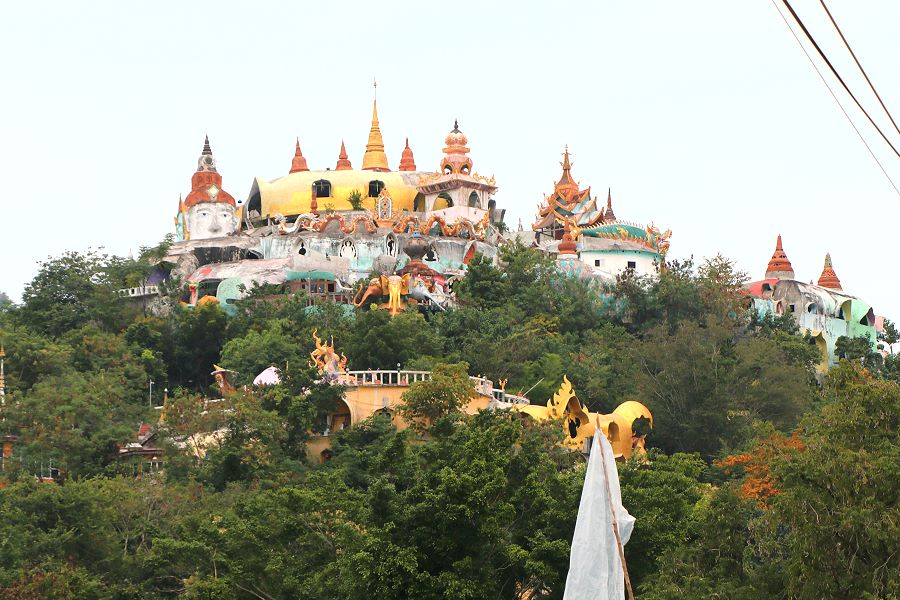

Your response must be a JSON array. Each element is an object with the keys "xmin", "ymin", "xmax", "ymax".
[{"xmin": 598, "ymin": 437, "xmax": 635, "ymax": 600}]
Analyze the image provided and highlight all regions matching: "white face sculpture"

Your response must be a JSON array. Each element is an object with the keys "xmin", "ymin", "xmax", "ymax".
[{"xmin": 187, "ymin": 202, "xmax": 238, "ymax": 240}]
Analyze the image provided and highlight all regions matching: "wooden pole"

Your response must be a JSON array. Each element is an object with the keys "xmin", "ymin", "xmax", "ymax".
[{"xmin": 598, "ymin": 437, "xmax": 636, "ymax": 600}]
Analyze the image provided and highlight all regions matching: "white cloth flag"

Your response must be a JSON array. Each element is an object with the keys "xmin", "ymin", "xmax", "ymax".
[{"xmin": 563, "ymin": 431, "xmax": 635, "ymax": 600}]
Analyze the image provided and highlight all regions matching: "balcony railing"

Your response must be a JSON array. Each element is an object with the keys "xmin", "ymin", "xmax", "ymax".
[{"xmin": 341, "ymin": 370, "xmax": 529, "ymax": 405}]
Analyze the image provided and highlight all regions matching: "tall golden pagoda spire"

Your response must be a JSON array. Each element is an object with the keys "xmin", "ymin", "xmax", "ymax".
[{"xmin": 362, "ymin": 80, "xmax": 390, "ymax": 172}]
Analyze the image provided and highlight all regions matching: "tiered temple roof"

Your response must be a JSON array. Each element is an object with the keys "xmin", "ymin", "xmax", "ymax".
[{"xmin": 532, "ymin": 147, "xmax": 605, "ymax": 231}]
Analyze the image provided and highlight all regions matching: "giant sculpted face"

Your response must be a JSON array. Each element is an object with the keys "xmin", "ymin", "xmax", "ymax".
[{"xmin": 187, "ymin": 202, "xmax": 238, "ymax": 240}]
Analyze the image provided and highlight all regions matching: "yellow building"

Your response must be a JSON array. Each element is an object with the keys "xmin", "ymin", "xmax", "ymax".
[{"xmin": 307, "ymin": 369, "xmax": 515, "ymax": 461}]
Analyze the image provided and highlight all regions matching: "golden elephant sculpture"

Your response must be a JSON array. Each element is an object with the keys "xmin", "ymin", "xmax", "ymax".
[{"xmin": 353, "ymin": 274, "xmax": 411, "ymax": 316}]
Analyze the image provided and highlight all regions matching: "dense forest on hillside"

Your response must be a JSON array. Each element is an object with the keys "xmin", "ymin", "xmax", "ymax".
[{"xmin": 0, "ymin": 242, "xmax": 897, "ymax": 599}]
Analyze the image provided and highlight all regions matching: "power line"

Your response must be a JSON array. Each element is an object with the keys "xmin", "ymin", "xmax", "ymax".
[
  {"xmin": 770, "ymin": 0, "xmax": 900, "ymax": 197},
  {"xmin": 818, "ymin": 0, "xmax": 900, "ymax": 137},
  {"xmin": 780, "ymin": 0, "xmax": 900, "ymax": 158}
]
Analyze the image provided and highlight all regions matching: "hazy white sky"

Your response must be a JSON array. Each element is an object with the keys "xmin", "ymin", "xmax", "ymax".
[{"xmin": 2, "ymin": 1, "xmax": 898, "ymax": 319}]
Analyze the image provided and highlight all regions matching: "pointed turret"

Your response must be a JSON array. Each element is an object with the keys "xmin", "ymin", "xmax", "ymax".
[
  {"xmin": 362, "ymin": 99, "xmax": 390, "ymax": 171},
  {"xmin": 289, "ymin": 137, "xmax": 309, "ymax": 173},
  {"xmin": 336, "ymin": 140, "xmax": 353, "ymax": 171},
  {"xmin": 184, "ymin": 135, "xmax": 235, "ymax": 208},
  {"xmin": 765, "ymin": 234, "xmax": 795, "ymax": 280},
  {"xmin": 604, "ymin": 188, "xmax": 616, "ymax": 222},
  {"xmin": 440, "ymin": 120, "xmax": 473, "ymax": 175},
  {"xmin": 817, "ymin": 253, "xmax": 842, "ymax": 290},
  {"xmin": 399, "ymin": 137, "xmax": 416, "ymax": 171}
]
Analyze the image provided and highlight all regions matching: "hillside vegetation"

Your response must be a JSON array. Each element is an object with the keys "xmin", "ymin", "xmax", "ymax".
[{"xmin": 0, "ymin": 242, "xmax": 896, "ymax": 599}]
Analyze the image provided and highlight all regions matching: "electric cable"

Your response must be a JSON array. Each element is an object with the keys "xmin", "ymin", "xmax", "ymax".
[
  {"xmin": 781, "ymin": 0, "xmax": 900, "ymax": 157},
  {"xmin": 770, "ymin": 0, "xmax": 900, "ymax": 197},
  {"xmin": 818, "ymin": 0, "xmax": 900, "ymax": 137}
]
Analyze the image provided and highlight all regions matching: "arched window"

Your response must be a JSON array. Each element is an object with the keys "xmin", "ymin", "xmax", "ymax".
[
  {"xmin": 467, "ymin": 191, "xmax": 480, "ymax": 208},
  {"xmin": 413, "ymin": 193, "xmax": 426, "ymax": 212},
  {"xmin": 368, "ymin": 180, "xmax": 385, "ymax": 197},
  {"xmin": 313, "ymin": 180, "xmax": 332, "ymax": 198},
  {"xmin": 434, "ymin": 192, "xmax": 454, "ymax": 210},
  {"xmin": 807, "ymin": 303, "xmax": 818, "ymax": 314}
]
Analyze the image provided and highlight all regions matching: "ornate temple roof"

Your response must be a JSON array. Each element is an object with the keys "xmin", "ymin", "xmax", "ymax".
[
  {"xmin": 532, "ymin": 147, "xmax": 603, "ymax": 231},
  {"xmin": 184, "ymin": 136, "xmax": 236, "ymax": 208},
  {"xmin": 289, "ymin": 138, "xmax": 309, "ymax": 173},
  {"xmin": 817, "ymin": 253, "xmax": 842, "ymax": 290},
  {"xmin": 362, "ymin": 99, "xmax": 390, "ymax": 172},
  {"xmin": 765, "ymin": 234, "xmax": 795, "ymax": 280},
  {"xmin": 578, "ymin": 222, "xmax": 671, "ymax": 255}
]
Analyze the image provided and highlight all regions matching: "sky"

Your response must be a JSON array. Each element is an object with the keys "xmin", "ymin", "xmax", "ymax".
[{"xmin": 1, "ymin": 1, "xmax": 898, "ymax": 319}]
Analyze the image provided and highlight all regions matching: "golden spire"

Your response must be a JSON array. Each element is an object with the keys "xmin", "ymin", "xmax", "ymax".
[{"xmin": 362, "ymin": 85, "xmax": 390, "ymax": 172}]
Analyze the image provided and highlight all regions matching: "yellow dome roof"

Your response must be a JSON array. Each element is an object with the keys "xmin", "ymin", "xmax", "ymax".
[{"xmin": 248, "ymin": 169, "xmax": 434, "ymax": 218}]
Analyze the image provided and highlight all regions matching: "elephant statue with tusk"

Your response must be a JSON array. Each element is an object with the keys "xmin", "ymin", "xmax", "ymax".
[{"xmin": 406, "ymin": 275, "xmax": 446, "ymax": 311}]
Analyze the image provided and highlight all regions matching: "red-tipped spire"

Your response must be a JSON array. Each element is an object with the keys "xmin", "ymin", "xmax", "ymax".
[
  {"xmin": 817, "ymin": 253, "xmax": 842, "ymax": 290},
  {"xmin": 399, "ymin": 137, "xmax": 417, "ymax": 171},
  {"xmin": 289, "ymin": 137, "xmax": 309, "ymax": 173},
  {"xmin": 765, "ymin": 234, "xmax": 795, "ymax": 280},
  {"xmin": 604, "ymin": 188, "xmax": 616, "ymax": 222},
  {"xmin": 336, "ymin": 140, "xmax": 353, "ymax": 170}
]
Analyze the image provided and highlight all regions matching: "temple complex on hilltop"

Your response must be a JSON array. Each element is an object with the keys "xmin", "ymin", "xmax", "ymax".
[
  {"xmin": 529, "ymin": 148, "xmax": 671, "ymax": 282},
  {"xmin": 746, "ymin": 235, "xmax": 880, "ymax": 371},
  {"xmin": 161, "ymin": 95, "xmax": 503, "ymax": 314}
]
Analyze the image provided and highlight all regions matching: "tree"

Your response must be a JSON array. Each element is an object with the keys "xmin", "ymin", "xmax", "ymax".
[
  {"xmin": 771, "ymin": 374, "xmax": 900, "ymax": 598},
  {"xmin": 878, "ymin": 318, "xmax": 899, "ymax": 355},
  {"xmin": 398, "ymin": 362, "xmax": 473, "ymax": 428},
  {"xmin": 170, "ymin": 302, "xmax": 228, "ymax": 390},
  {"xmin": 18, "ymin": 250, "xmax": 130, "ymax": 337},
  {"xmin": 619, "ymin": 452, "xmax": 706, "ymax": 588}
]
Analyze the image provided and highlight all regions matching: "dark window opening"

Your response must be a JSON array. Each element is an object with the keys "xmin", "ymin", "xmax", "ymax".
[
  {"xmin": 627, "ymin": 261, "xmax": 637, "ymax": 269},
  {"xmin": 368, "ymin": 180, "xmax": 385, "ymax": 197},
  {"xmin": 413, "ymin": 193, "xmax": 426, "ymax": 212},
  {"xmin": 595, "ymin": 260, "xmax": 601, "ymax": 267},
  {"xmin": 789, "ymin": 304, "xmax": 795, "ymax": 313},
  {"xmin": 314, "ymin": 180, "xmax": 332, "ymax": 198},
  {"xmin": 438, "ymin": 192, "xmax": 453, "ymax": 207},
  {"xmin": 467, "ymin": 191, "xmax": 479, "ymax": 207}
]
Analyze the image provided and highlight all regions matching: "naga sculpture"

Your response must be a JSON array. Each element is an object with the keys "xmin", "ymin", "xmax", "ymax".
[
  {"xmin": 276, "ymin": 212, "xmax": 378, "ymax": 235},
  {"xmin": 309, "ymin": 329, "xmax": 348, "ymax": 376},
  {"xmin": 516, "ymin": 376, "xmax": 653, "ymax": 458},
  {"xmin": 646, "ymin": 222, "xmax": 673, "ymax": 257}
]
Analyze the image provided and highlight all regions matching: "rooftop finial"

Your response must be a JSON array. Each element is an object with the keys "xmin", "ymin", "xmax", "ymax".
[
  {"xmin": 290, "ymin": 137, "xmax": 309, "ymax": 173},
  {"xmin": 817, "ymin": 252, "xmax": 842, "ymax": 290},
  {"xmin": 336, "ymin": 139, "xmax": 353, "ymax": 170},
  {"xmin": 765, "ymin": 234, "xmax": 795, "ymax": 280},
  {"xmin": 399, "ymin": 136, "xmax": 417, "ymax": 171},
  {"xmin": 202, "ymin": 134, "xmax": 212, "ymax": 155},
  {"xmin": 452, "ymin": 119, "xmax": 460, "ymax": 133},
  {"xmin": 604, "ymin": 188, "xmax": 616, "ymax": 222},
  {"xmin": 362, "ymin": 91, "xmax": 390, "ymax": 171}
]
